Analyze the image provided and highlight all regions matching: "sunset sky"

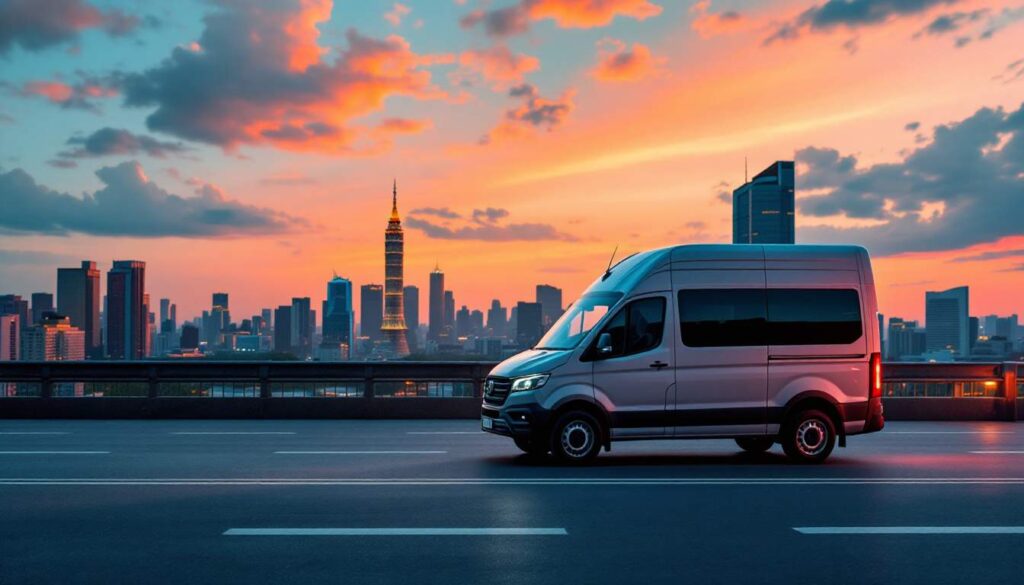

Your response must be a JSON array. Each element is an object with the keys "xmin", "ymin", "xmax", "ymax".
[{"xmin": 1, "ymin": 0, "xmax": 1023, "ymax": 325}]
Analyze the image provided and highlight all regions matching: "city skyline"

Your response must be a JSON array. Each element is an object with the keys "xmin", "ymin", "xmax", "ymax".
[{"xmin": 1, "ymin": 0, "xmax": 1023, "ymax": 324}]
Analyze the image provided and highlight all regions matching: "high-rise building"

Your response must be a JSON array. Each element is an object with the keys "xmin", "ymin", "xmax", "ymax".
[
  {"xmin": 536, "ymin": 284, "xmax": 563, "ymax": 328},
  {"xmin": 57, "ymin": 261, "xmax": 101, "ymax": 358},
  {"xmin": 732, "ymin": 160, "xmax": 795, "ymax": 244},
  {"xmin": 273, "ymin": 305, "xmax": 292, "ymax": 353},
  {"xmin": 105, "ymin": 261, "xmax": 147, "ymax": 360},
  {"xmin": 925, "ymin": 286, "xmax": 969, "ymax": 356},
  {"xmin": 996, "ymin": 315, "xmax": 1019, "ymax": 340},
  {"xmin": 180, "ymin": 323, "xmax": 200, "ymax": 350},
  {"xmin": 261, "ymin": 308, "xmax": 273, "ymax": 332},
  {"xmin": 456, "ymin": 305, "xmax": 471, "ymax": 338},
  {"xmin": 21, "ymin": 314, "xmax": 85, "ymax": 361},
  {"xmin": 444, "ymin": 291, "xmax": 455, "ymax": 330},
  {"xmin": 487, "ymin": 300, "xmax": 507, "ymax": 338},
  {"xmin": 403, "ymin": 285, "xmax": 419, "ymax": 351},
  {"xmin": 322, "ymin": 275, "xmax": 354, "ymax": 359},
  {"xmin": 381, "ymin": 180, "xmax": 410, "ymax": 357},
  {"xmin": 159, "ymin": 298, "xmax": 171, "ymax": 326},
  {"xmin": 969, "ymin": 316, "xmax": 979, "ymax": 351},
  {"xmin": 516, "ymin": 301, "xmax": 544, "ymax": 348},
  {"xmin": 290, "ymin": 297, "xmax": 312, "ymax": 357},
  {"xmin": 470, "ymin": 309, "xmax": 484, "ymax": 336},
  {"xmin": 428, "ymin": 264, "xmax": 445, "ymax": 342},
  {"xmin": 887, "ymin": 317, "xmax": 926, "ymax": 360},
  {"xmin": 360, "ymin": 284, "xmax": 384, "ymax": 340},
  {"xmin": 0, "ymin": 295, "xmax": 30, "ymax": 331},
  {"xmin": 212, "ymin": 293, "xmax": 229, "ymax": 310},
  {"xmin": 30, "ymin": 293, "xmax": 54, "ymax": 325},
  {"xmin": 0, "ymin": 314, "xmax": 19, "ymax": 361}
]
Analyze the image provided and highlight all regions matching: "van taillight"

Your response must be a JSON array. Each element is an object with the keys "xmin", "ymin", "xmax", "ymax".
[{"xmin": 869, "ymin": 352, "xmax": 882, "ymax": 398}]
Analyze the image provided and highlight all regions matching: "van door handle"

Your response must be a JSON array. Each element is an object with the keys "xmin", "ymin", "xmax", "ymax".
[{"xmin": 649, "ymin": 361, "xmax": 668, "ymax": 369}]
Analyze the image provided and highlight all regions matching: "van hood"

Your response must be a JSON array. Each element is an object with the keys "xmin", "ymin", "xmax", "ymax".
[{"xmin": 489, "ymin": 349, "xmax": 573, "ymax": 379}]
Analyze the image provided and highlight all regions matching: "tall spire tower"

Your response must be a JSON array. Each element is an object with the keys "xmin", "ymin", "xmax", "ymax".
[{"xmin": 381, "ymin": 179, "xmax": 410, "ymax": 357}]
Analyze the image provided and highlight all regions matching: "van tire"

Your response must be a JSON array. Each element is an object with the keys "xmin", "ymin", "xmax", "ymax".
[
  {"xmin": 735, "ymin": 437, "xmax": 773, "ymax": 453},
  {"xmin": 513, "ymin": 437, "xmax": 548, "ymax": 457},
  {"xmin": 549, "ymin": 410, "xmax": 602, "ymax": 464},
  {"xmin": 781, "ymin": 409, "xmax": 836, "ymax": 464}
]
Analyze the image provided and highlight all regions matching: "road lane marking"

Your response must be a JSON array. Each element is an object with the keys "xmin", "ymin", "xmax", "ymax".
[
  {"xmin": 887, "ymin": 431, "xmax": 1015, "ymax": 434},
  {"xmin": 796, "ymin": 526, "xmax": 1024, "ymax": 535},
  {"xmin": 172, "ymin": 430, "xmax": 296, "ymax": 434},
  {"xmin": 224, "ymin": 528, "xmax": 567, "ymax": 536},
  {"xmin": 970, "ymin": 451, "xmax": 1024, "ymax": 454},
  {"xmin": 7, "ymin": 476, "xmax": 1024, "ymax": 486},
  {"xmin": 274, "ymin": 451, "xmax": 448, "ymax": 455},
  {"xmin": 0, "ymin": 432, "xmax": 71, "ymax": 435},
  {"xmin": 403, "ymin": 430, "xmax": 479, "ymax": 434},
  {"xmin": 0, "ymin": 451, "xmax": 108, "ymax": 455}
]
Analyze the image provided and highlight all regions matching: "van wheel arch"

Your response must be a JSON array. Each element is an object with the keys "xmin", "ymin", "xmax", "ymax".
[
  {"xmin": 550, "ymin": 400, "xmax": 611, "ymax": 451},
  {"xmin": 782, "ymin": 393, "xmax": 845, "ymax": 446}
]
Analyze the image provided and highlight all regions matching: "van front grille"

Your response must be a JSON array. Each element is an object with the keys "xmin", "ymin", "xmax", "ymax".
[{"xmin": 483, "ymin": 377, "xmax": 512, "ymax": 406}]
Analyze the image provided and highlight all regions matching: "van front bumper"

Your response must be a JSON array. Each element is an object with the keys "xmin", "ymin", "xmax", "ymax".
[{"xmin": 480, "ymin": 400, "xmax": 551, "ymax": 440}]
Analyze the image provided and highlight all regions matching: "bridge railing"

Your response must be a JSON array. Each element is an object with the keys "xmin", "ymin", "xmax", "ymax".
[{"xmin": 1, "ymin": 360, "xmax": 1022, "ymax": 420}]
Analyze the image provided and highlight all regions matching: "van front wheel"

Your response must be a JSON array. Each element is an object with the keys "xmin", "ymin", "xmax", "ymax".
[
  {"xmin": 549, "ymin": 411, "xmax": 602, "ymax": 464},
  {"xmin": 782, "ymin": 409, "xmax": 836, "ymax": 464}
]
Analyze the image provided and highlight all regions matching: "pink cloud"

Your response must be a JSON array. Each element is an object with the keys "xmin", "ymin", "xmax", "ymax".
[{"xmin": 590, "ymin": 39, "xmax": 664, "ymax": 82}]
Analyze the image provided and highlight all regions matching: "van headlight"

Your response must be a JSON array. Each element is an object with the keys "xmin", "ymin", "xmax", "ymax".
[{"xmin": 510, "ymin": 374, "xmax": 549, "ymax": 392}]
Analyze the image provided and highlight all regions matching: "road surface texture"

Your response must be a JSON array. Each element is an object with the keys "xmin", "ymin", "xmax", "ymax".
[{"xmin": 2, "ymin": 419, "xmax": 1024, "ymax": 584}]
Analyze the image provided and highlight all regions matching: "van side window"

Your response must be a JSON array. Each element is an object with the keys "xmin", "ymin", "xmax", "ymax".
[
  {"xmin": 767, "ymin": 289, "xmax": 862, "ymax": 345},
  {"xmin": 594, "ymin": 297, "xmax": 666, "ymax": 359},
  {"xmin": 626, "ymin": 298, "xmax": 666, "ymax": 355},
  {"xmin": 678, "ymin": 289, "xmax": 766, "ymax": 347}
]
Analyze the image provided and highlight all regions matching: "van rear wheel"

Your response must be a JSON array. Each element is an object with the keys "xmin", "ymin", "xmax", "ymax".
[
  {"xmin": 781, "ymin": 409, "xmax": 836, "ymax": 464},
  {"xmin": 549, "ymin": 410, "xmax": 602, "ymax": 464},
  {"xmin": 735, "ymin": 437, "xmax": 774, "ymax": 453}
]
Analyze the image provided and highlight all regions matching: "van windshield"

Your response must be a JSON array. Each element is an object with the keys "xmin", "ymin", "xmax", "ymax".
[{"xmin": 535, "ymin": 292, "xmax": 622, "ymax": 350}]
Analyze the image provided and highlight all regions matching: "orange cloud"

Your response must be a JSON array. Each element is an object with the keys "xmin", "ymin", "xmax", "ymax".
[
  {"xmin": 456, "ymin": 45, "xmax": 540, "ymax": 88},
  {"xmin": 690, "ymin": 0, "xmax": 747, "ymax": 38},
  {"xmin": 376, "ymin": 117, "xmax": 432, "ymax": 134},
  {"xmin": 384, "ymin": 3, "xmax": 411, "ymax": 27},
  {"xmin": 528, "ymin": 0, "xmax": 663, "ymax": 28},
  {"xmin": 122, "ymin": 1, "xmax": 454, "ymax": 154},
  {"xmin": 20, "ymin": 77, "xmax": 118, "ymax": 111},
  {"xmin": 590, "ymin": 39, "xmax": 664, "ymax": 82}
]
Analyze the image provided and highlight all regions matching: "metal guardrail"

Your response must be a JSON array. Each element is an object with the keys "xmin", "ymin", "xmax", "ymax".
[{"xmin": 0, "ymin": 360, "xmax": 1022, "ymax": 420}]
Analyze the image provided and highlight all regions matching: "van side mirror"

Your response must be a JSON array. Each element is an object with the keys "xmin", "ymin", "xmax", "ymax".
[{"xmin": 596, "ymin": 332, "xmax": 613, "ymax": 355}]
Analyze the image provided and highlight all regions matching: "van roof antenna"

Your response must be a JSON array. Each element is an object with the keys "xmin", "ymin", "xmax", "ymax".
[{"xmin": 602, "ymin": 244, "xmax": 619, "ymax": 281}]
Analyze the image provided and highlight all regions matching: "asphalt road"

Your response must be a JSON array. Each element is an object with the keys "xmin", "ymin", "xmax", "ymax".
[{"xmin": 2, "ymin": 419, "xmax": 1024, "ymax": 585}]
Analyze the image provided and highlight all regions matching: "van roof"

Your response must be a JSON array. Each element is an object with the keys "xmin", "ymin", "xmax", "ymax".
[{"xmin": 586, "ymin": 244, "xmax": 870, "ymax": 294}]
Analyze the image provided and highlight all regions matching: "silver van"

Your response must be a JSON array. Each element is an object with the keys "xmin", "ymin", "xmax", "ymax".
[{"xmin": 481, "ymin": 244, "xmax": 884, "ymax": 464}]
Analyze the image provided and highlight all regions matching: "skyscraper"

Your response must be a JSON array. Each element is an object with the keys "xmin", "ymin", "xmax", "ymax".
[
  {"xmin": 31, "ymin": 293, "xmax": 54, "ymax": 325},
  {"xmin": 212, "ymin": 293, "xmax": 229, "ymax": 310},
  {"xmin": 535, "ymin": 284, "xmax": 563, "ymax": 328},
  {"xmin": 444, "ymin": 291, "xmax": 455, "ymax": 331},
  {"xmin": 732, "ymin": 160, "xmax": 795, "ymax": 244},
  {"xmin": 21, "ymin": 314, "xmax": 85, "ymax": 361},
  {"xmin": 106, "ymin": 261, "xmax": 146, "ymax": 360},
  {"xmin": 323, "ymin": 275, "xmax": 354, "ymax": 358},
  {"xmin": 487, "ymin": 299, "xmax": 507, "ymax": 338},
  {"xmin": 290, "ymin": 297, "xmax": 312, "ymax": 357},
  {"xmin": 360, "ymin": 284, "xmax": 384, "ymax": 340},
  {"xmin": 428, "ymin": 264, "xmax": 445, "ymax": 342},
  {"xmin": 273, "ymin": 305, "xmax": 292, "ymax": 353},
  {"xmin": 0, "ymin": 314, "xmax": 19, "ymax": 361},
  {"xmin": 57, "ymin": 261, "xmax": 101, "ymax": 358},
  {"xmin": 0, "ymin": 295, "xmax": 29, "ymax": 331},
  {"xmin": 403, "ymin": 285, "xmax": 419, "ymax": 351},
  {"xmin": 456, "ymin": 305, "xmax": 471, "ymax": 338},
  {"xmin": 925, "ymin": 286, "xmax": 969, "ymax": 356},
  {"xmin": 381, "ymin": 180, "xmax": 410, "ymax": 356},
  {"xmin": 516, "ymin": 301, "xmax": 544, "ymax": 348}
]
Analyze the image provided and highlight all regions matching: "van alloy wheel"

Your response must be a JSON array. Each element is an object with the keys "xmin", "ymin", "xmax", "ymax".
[
  {"xmin": 782, "ymin": 409, "xmax": 836, "ymax": 464},
  {"xmin": 550, "ymin": 411, "xmax": 602, "ymax": 463}
]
